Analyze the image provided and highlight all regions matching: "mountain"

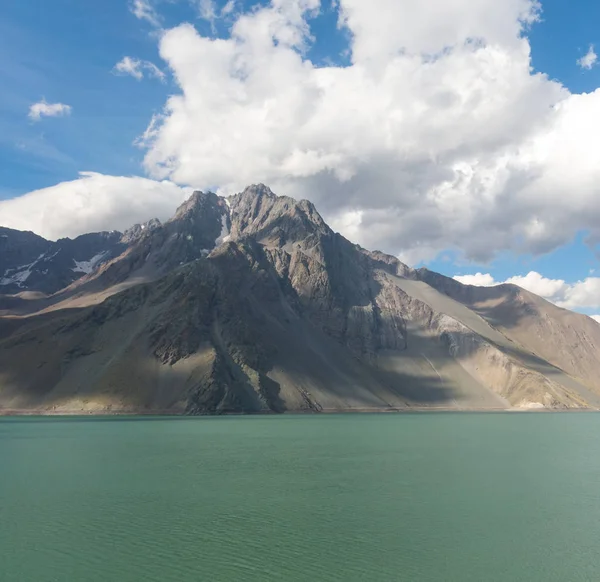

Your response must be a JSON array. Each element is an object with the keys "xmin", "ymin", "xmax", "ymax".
[{"xmin": 1, "ymin": 185, "xmax": 600, "ymax": 414}]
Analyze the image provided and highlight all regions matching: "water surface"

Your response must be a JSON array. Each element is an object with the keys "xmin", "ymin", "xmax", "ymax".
[{"xmin": 2, "ymin": 413, "xmax": 600, "ymax": 581}]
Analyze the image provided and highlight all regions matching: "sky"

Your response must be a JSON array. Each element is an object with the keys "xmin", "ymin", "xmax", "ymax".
[{"xmin": 1, "ymin": 0, "xmax": 600, "ymax": 319}]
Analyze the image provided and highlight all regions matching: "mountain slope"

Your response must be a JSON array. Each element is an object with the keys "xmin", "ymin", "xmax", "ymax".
[
  {"xmin": 417, "ymin": 269, "xmax": 600, "ymax": 398},
  {"xmin": 1, "ymin": 185, "xmax": 599, "ymax": 414}
]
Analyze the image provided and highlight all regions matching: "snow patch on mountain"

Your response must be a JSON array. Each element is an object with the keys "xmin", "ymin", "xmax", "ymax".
[
  {"xmin": 0, "ymin": 253, "xmax": 46, "ymax": 287},
  {"xmin": 72, "ymin": 251, "xmax": 108, "ymax": 274},
  {"xmin": 1, "ymin": 267, "xmax": 32, "ymax": 286},
  {"xmin": 215, "ymin": 213, "xmax": 231, "ymax": 246}
]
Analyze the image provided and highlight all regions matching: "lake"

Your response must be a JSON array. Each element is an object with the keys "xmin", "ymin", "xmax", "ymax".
[{"xmin": 1, "ymin": 413, "xmax": 600, "ymax": 581}]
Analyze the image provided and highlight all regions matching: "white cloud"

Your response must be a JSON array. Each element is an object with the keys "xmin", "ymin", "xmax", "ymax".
[
  {"xmin": 337, "ymin": 0, "xmax": 540, "ymax": 62},
  {"xmin": 130, "ymin": 0, "xmax": 161, "ymax": 27},
  {"xmin": 189, "ymin": 0, "xmax": 219, "ymax": 33},
  {"xmin": 28, "ymin": 100, "xmax": 72, "ymax": 121},
  {"xmin": 221, "ymin": 0, "xmax": 235, "ymax": 16},
  {"xmin": 505, "ymin": 271, "xmax": 568, "ymax": 299},
  {"xmin": 328, "ymin": 208, "xmax": 363, "ymax": 242},
  {"xmin": 132, "ymin": 0, "xmax": 234, "ymax": 29},
  {"xmin": 193, "ymin": 0, "xmax": 238, "ymax": 21},
  {"xmin": 113, "ymin": 56, "xmax": 165, "ymax": 81},
  {"xmin": 134, "ymin": 0, "xmax": 600, "ymax": 263},
  {"xmin": 196, "ymin": 0, "xmax": 217, "ymax": 21},
  {"xmin": 11, "ymin": 0, "xmax": 600, "ymax": 271},
  {"xmin": 557, "ymin": 277, "xmax": 600, "ymax": 310},
  {"xmin": 453, "ymin": 273, "xmax": 497, "ymax": 286},
  {"xmin": 452, "ymin": 270, "xmax": 600, "ymax": 311},
  {"xmin": 578, "ymin": 45, "xmax": 597, "ymax": 70},
  {"xmin": 0, "ymin": 173, "xmax": 191, "ymax": 240},
  {"xmin": 591, "ymin": 315, "xmax": 600, "ymax": 323}
]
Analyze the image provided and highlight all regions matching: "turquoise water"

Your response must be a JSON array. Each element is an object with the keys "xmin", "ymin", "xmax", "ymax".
[{"xmin": 1, "ymin": 413, "xmax": 600, "ymax": 581}]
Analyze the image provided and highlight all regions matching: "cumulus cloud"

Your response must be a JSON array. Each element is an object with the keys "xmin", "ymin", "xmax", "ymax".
[
  {"xmin": 453, "ymin": 273, "xmax": 497, "ymax": 287},
  {"xmin": 505, "ymin": 271, "xmax": 569, "ymax": 299},
  {"xmin": 133, "ymin": 0, "xmax": 600, "ymax": 263},
  {"xmin": 337, "ymin": 0, "xmax": 540, "ymax": 62},
  {"xmin": 0, "ymin": 173, "xmax": 191, "ymax": 240},
  {"xmin": 453, "ymin": 270, "xmax": 600, "ymax": 311},
  {"xmin": 28, "ymin": 100, "xmax": 72, "ymax": 121},
  {"xmin": 578, "ymin": 45, "xmax": 597, "ymax": 70},
  {"xmin": 130, "ymin": 0, "xmax": 161, "ymax": 27},
  {"xmin": 556, "ymin": 277, "xmax": 600, "ymax": 311},
  {"xmin": 10, "ymin": 0, "xmax": 600, "ymax": 269},
  {"xmin": 113, "ymin": 56, "xmax": 165, "ymax": 81}
]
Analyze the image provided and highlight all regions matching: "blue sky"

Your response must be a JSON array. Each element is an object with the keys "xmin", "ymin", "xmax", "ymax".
[
  {"xmin": 1, "ymin": 0, "xmax": 600, "ymax": 314},
  {"xmin": 0, "ymin": 0, "xmax": 166, "ymax": 194}
]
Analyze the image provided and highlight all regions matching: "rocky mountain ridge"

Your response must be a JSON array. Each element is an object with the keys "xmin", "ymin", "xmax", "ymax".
[
  {"xmin": 0, "ymin": 227, "xmax": 125, "ymax": 295},
  {"xmin": 1, "ymin": 185, "xmax": 600, "ymax": 414}
]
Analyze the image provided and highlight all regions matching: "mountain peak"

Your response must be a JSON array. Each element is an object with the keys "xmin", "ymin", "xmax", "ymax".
[
  {"xmin": 240, "ymin": 183, "xmax": 276, "ymax": 200},
  {"xmin": 3, "ymin": 183, "xmax": 600, "ymax": 415},
  {"xmin": 171, "ymin": 190, "xmax": 223, "ymax": 222},
  {"xmin": 121, "ymin": 218, "xmax": 161, "ymax": 244},
  {"xmin": 229, "ymin": 184, "xmax": 329, "ymax": 245}
]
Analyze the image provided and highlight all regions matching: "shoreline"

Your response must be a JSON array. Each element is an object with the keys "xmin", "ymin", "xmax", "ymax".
[{"xmin": 1, "ymin": 406, "xmax": 596, "ymax": 417}]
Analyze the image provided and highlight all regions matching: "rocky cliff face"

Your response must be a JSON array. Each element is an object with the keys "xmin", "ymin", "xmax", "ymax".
[{"xmin": 1, "ymin": 185, "xmax": 600, "ymax": 414}]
